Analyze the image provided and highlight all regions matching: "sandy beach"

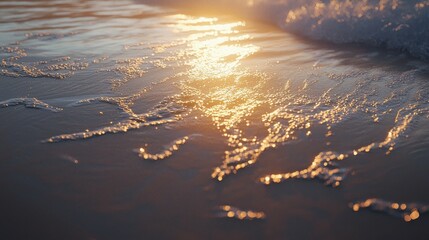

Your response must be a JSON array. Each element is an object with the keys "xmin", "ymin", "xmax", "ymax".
[{"xmin": 1, "ymin": 1, "xmax": 429, "ymax": 239}]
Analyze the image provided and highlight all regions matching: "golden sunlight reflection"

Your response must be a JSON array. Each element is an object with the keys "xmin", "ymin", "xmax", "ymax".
[
  {"xmin": 137, "ymin": 136, "xmax": 189, "ymax": 161},
  {"xmin": 350, "ymin": 199, "xmax": 429, "ymax": 222},
  {"xmin": 171, "ymin": 15, "xmax": 256, "ymax": 81},
  {"xmin": 164, "ymin": 14, "xmax": 425, "ymax": 183},
  {"xmin": 3, "ymin": 0, "xmax": 429, "ymax": 235},
  {"xmin": 169, "ymin": 15, "xmax": 274, "ymax": 181},
  {"xmin": 42, "ymin": 12, "xmax": 427, "ymax": 192},
  {"xmin": 217, "ymin": 205, "xmax": 265, "ymax": 220}
]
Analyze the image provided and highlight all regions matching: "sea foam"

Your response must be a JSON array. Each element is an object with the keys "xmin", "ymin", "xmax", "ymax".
[{"xmin": 142, "ymin": 0, "xmax": 429, "ymax": 60}]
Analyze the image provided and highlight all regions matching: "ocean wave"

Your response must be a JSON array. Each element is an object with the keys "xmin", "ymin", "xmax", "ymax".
[
  {"xmin": 141, "ymin": 0, "xmax": 429, "ymax": 60},
  {"xmin": 266, "ymin": 0, "xmax": 429, "ymax": 60}
]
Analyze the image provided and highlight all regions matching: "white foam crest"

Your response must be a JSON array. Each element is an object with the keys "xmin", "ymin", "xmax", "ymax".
[
  {"xmin": 246, "ymin": 0, "xmax": 429, "ymax": 59},
  {"xmin": 45, "ymin": 97, "xmax": 187, "ymax": 143},
  {"xmin": 216, "ymin": 205, "xmax": 266, "ymax": 220},
  {"xmin": 136, "ymin": 136, "xmax": 189, "ymax": 160},
  {"xmin": 260, "ymin": 105, "xmax": 419, "ymax": 187},
  {"xmin": 350, "ymin": 198, "xmax": 429, "ymax": 222},
  {"xmin": 0, "ymin": 97, "xmax": 62, "ymax": 112}
]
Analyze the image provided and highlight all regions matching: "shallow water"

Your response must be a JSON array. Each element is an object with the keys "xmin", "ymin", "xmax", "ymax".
[{"xmin": 1, "ymin": 1, "xmax": 429, "ymax": 239}]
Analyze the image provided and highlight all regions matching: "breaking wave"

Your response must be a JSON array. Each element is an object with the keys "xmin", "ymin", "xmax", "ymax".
[
  {"xmin": 142, "ymin": 0, "xmax": 429, "ymax": 60},
  {"xmin": 267, "ymin": 0, "xmax": 429, "ymax": 60}
]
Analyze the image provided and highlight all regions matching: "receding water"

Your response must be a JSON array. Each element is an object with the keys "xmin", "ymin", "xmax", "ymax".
[{"xmin": 1, "ymin": 1, "xmax": 429, "ymax": 239}]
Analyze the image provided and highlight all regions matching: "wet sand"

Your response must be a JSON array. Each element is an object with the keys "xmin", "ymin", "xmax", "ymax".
[{"xmin": 1, "ymin": 1, "xmax": 429, "ymax": 239}]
